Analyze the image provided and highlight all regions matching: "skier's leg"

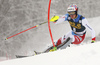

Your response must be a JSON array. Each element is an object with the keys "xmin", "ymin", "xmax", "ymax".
[
  {"xmin": 56, "ymin": 31, "xmax": 74, "ymax": 49},
  {"xmin": 72, "ymin": 34, "xmax": 86, "ymax": 44},
  {"xmin": 44, "ymin": 31, "xmax": 75, "ymax": 52}
]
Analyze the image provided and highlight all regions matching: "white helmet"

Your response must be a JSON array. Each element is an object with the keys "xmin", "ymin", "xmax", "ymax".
[{"xmin": 67, "ymin": 4, "xmax": 78, "ymax": 15}]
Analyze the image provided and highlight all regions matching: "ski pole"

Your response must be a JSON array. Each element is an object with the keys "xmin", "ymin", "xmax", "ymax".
[
  {"xmin": 5, "ymin": 15, "xmax": 59, "ymax": 40},
  {"xmin": 5, "ymin": 21, "xmax": 48, "ymax": 40}
]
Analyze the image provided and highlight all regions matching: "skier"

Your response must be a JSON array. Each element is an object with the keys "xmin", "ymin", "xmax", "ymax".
[{"xmin": 49, "ymin": 4, "xmax": 96, "ymax": 51}]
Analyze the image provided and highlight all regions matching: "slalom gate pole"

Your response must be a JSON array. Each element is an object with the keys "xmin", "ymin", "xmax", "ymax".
[
  {"xmin": 5, "ymin": 21, "xmax": 48, "ymax": 40},
  {"xmin": 48, "ymin": 0, "xmax": 55, "ymax": 48}
]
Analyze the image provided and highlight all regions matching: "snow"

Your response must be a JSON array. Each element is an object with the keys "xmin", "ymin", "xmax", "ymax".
[{"xmin": 0, "ymin": 42, "xmax": 100, "ymax": 65}]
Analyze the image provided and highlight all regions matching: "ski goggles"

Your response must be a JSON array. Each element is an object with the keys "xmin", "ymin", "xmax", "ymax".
[{"xmin": 68, "ymin": 11, "xmax": 76, "ymax": 15}]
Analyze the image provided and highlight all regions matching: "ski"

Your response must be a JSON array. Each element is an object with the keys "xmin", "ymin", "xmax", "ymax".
[
  {"xmin": 15, "ymin": 41, "xmax": 71, "ymax": 58},
  {"xmin": 16, "ymin": 55, "xmax": 29, "ymax": 58},
  {"xmin": 15, "ymin": 51, "xmax": 43, "ymax": 58}
]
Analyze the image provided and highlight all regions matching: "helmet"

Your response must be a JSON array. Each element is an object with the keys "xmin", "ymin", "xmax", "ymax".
[{"xmin": 67, "ymin": 4, "xmax": 78, "ymax": 15}]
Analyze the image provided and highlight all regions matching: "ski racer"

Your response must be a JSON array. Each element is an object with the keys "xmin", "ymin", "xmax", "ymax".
[{"xmin": 49, "ymin": 4, "xmax": 96, "ymax": 51}]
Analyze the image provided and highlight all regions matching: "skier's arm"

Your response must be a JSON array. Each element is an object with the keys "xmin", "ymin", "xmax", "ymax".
[
  {"xmin": 54, "ymin": 15, "xmax": 66, "ymax": 24},
  {"xmin": 82, "ymin": 18, "xmax": 96, "ymax": 42},
  {"xmin": 50, "ymin": 14, "xmax": 68, "ymax": 24}
]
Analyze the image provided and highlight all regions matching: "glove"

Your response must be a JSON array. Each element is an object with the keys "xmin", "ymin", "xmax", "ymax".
[
  {"xmin": 91, "ymin": 37, "xmax": 96, "ymax": 43},
  {"xmin": 91, "ymin": 40, "xmax": 95, "ymax": 43},
  {"xmin": 50, "ymin": 15, "xmax": 59, "ymax": 22}
]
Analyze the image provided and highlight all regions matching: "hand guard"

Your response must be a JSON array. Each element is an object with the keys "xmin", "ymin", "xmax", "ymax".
[{"xmin": 50, "ymin": 16, "xmax": 59, "ymax": 22}]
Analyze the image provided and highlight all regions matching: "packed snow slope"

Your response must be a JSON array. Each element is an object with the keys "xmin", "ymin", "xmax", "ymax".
[{"xmin": 0, "ymin": 42, "xmax": 100, "ymax": 65}]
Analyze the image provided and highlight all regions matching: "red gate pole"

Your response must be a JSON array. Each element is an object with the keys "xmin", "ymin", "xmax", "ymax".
[{"xmin": 48, "ymin": 0, "xmax": 55, "ymax": 47}]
